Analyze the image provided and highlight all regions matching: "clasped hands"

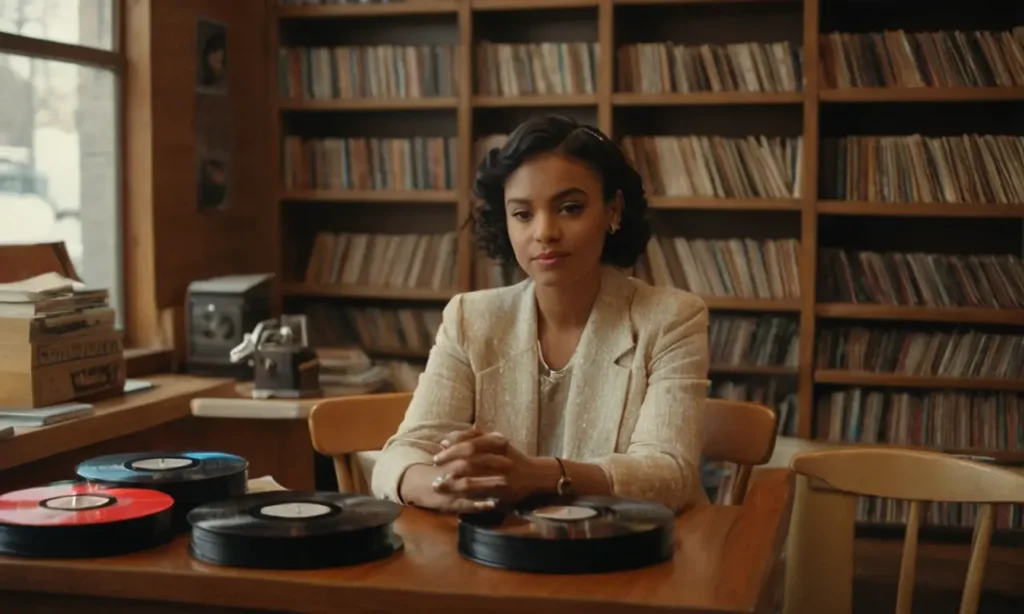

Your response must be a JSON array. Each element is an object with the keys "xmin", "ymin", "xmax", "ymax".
[{"xmin": 424, "ymin": 427, "xmax": 552, "ymax": 513}]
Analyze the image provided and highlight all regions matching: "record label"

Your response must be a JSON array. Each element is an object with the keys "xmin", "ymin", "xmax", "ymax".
[
  {"xmin": 260, "ymin": 502, "xmax": 334, "ymax": 519},
  {"xmin": 42, "ymin": 494, "xmax": 114, "ymax": 511},
  {"xmin": 531, "ymin": 505, "xmax": 599, "ymax": 521},
  {"xmin": 129, "ymin": 457, "xmax": 196, "ymax": 471}
]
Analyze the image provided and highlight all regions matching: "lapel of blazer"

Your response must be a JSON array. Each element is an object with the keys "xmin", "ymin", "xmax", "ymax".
[
  {"xmin": 561, "ymin": 266, "xmax": 636, "ymax": 460},
  {"xmin": 475, "ymin": 267, "xmax": 636, "ymax": 459},
  {"xmin": 474, "ymin": 278, "xmax": 540, "ymax": 455}
]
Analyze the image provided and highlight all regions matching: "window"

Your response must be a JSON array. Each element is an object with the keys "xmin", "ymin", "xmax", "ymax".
[{"xmin": 0, "ymin": 0, "xmax": 123, "ymax": 323}]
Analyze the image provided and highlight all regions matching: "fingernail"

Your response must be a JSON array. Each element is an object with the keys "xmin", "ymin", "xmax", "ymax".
[
  {"xmin": 474, "ymin": 499, "xmax": 496, "ymax": 510},
  {"xmin": 432, "ymin": 474, "xmax": 450, "ymax": 492},
  {"xmin": 440, "ymin": 439, "xmax": 450, "ymax": 448},
  {"xmin": 432, "ymin": 454, "xmax": 441, "ymax": 465}
]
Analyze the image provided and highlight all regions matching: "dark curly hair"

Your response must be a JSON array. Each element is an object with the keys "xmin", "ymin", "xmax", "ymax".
[{"xmin": 471, "ymin": 115, "xmax": 651, "ymax": 268}]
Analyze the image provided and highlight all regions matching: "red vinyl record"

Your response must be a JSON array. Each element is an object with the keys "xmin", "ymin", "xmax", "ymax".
[{"xmin": 0, "ymin": 483, "xmax": 174, "ymax": 527}]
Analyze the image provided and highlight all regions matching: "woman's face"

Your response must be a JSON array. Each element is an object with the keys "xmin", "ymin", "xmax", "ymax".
[{"xmin": 503, "ymin": 152, "xmax": 621, "ymax": 287}]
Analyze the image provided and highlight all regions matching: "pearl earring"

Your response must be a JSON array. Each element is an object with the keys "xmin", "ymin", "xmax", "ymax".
[{"xmin": 609, "ymin": 222, "xmax": 620, "ymax": 234}]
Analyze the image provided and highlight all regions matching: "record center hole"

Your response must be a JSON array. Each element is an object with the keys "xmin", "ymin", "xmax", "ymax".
[
  {"xmin": 260, "ymin": 502, "xmax": 333, "ymax": 519},
  {"xmin": 129, "ymin": 457, "xmax": 193, "ymax": 471},
  {"xmin": 531, "ymin": 505, "xmax": 599, "ymax": 521},
  {"xmin": 45, "ymin": 495, "xmax": 113, "ymax": 511}
]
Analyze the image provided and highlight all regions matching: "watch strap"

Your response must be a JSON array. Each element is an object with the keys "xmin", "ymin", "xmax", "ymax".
[{"xmin": 554, "ymin": 457, "xmax": 572, "ymax": 496}]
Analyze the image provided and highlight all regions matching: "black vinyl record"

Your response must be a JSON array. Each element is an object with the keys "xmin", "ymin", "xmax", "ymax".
[
  {"xmin": 458, "ymin": 495, "xmax": 676, "ymax": 574},
  {"xmin": 75, "ymin": 451, "xmax": 248, "ymax": 528},
  {"xmin": 187, "ymin": 491, "xmax": 404, "ymax": 569},
  {"xmin": 0, "ymin": 483, "xmax": 175, "ymax": 558}
]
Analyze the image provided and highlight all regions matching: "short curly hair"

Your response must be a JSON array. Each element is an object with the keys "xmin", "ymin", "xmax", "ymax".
[{"xmin": 471, "ymin": 115, "xmax": 651, "ymax": 268}]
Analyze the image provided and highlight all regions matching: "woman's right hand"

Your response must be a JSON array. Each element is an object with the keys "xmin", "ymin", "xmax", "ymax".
[{"xmin": 397, "ymin": 463, "xmax": 500, "ymax": 513}]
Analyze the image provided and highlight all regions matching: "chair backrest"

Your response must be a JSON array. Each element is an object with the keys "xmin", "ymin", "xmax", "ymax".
[
  {"xmin": 308, "ymin": 393, "xmax": 778, "ymax": 502},
  {"xmin": 308, "ymin": 392, "xmax": 412, "ymax": 493},
  {"xmin": 703, "ymin": 398, "xmax": 779, "ymax": 504},
  {"xmin": 788, "ymin": 447, "xmax": 1024, "ymax": 614}
]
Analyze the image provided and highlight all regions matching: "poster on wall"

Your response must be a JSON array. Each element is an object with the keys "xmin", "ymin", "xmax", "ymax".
[{"xmin": 195, "ymin": 18, "xmax": 231, "ymax": 212}]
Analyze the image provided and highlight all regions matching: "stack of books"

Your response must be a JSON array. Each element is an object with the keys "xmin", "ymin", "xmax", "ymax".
[{"xmin": 0, "ymin": 271, "xmax": 124, "ymax": 408}]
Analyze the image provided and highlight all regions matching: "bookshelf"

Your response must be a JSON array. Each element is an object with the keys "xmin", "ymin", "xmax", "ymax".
[{"xmin": 270, "ymin": 0, "xmax": 1024, "ymax": 533}]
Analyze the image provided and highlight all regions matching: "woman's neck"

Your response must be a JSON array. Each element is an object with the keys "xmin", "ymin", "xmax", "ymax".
[{"xmin": 534, "ymin": 266, "xmax": 603, "ymax": 331}]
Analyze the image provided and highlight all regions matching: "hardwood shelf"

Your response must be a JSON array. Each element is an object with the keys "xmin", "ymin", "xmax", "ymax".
[
  {"xmin": 276, "ymin": 1, "xmax": 458, "ymax": 18},
  {"xmin": 650, "ymin": 196, "xmax": 802, "ymax": 210},
  {"xmin": 814, "ymin": 370, "xmax": 1024, "ymax": 393},
  {"xmin": 280, "ymin": 190, "xmax": 458, "ymax": 203},
  {"xmin": 817, "ymin": 200, "xmax": 1024, "ymax": 218},
  {"xmin": 279, "ymin": 98, "xmax": 459, "ymax": 111},
  {"xmin": 815, "ymin": 304, "xmax": 1024, "ymax": 325},
  {"xmin": 702, "ymin": 297, "xmax": 802, "ymax": 312},
  {"xmin": 613, "ymin": 92, "xmax": 803, "ymax": 106},
  {"xmin": 615, "ymin": 0, "xmax": 802, "ymax": 5},
  {"xmin": 711, "ymin": 364, "xmax": 799, "ymax": 376},
  {"xmin": 283, "ymin": 283, "xmax": 455, "ymax": 302},
  {"xmin": 820, "ymin": 86, "xmax": 1024, "ymax": 103},
  {"xmin": 472, "ymin": 0, "xmax": 599, "ymax": 9},
  {"xmin": 472, "ymin": 94, "xmax": 600, "ymax": 108}
]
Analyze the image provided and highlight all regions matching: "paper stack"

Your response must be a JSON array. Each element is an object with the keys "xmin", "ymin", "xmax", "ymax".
[{"xmin": 0, "ymin": 272, "xmax": 125, "ymax": 408}]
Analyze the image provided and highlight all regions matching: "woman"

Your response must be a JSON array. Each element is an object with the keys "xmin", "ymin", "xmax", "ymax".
[{"xmin": 371, "ymin": 115, "xmax": 710, "ymax": 514}]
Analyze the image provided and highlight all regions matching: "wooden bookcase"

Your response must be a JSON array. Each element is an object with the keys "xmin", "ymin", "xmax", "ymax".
[{"xmin": 270, "ymin": 0, "xmax": 1024, "ymax": 532}]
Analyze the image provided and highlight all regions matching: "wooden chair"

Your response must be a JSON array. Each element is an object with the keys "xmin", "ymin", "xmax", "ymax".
[
  {"xmin": 703, "ymin": 398, "xmax": 779, "ymax": 504},
  {"xmin": 785, "ymin": 447, "xmax": 1024, "ymax": 614},
  {"xmin": 308, "ymin": 392, "xmax": 412, "ymax": 494},
  {"xmin": 309, "ymin": 393, "xmax": 778, "ymax": 502}
]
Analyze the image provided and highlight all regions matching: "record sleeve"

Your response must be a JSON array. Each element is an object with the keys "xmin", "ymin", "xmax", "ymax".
[
  {"xmin": 187, "ymin": 491, "xmax": 404, "ymax": 569},
  {"xmin": 458, "ymin": 495, "xmax": 676, "ymax": 573}
]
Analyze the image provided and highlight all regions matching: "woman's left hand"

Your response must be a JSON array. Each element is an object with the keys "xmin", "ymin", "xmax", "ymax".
[{"xmin": 430, "ymin": 428, "xmax": 550, "ymax": 505}]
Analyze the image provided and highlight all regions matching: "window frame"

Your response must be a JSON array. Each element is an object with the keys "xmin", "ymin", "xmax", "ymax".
[{"xmin": 0, "ymin": 2, "xmax": 173, "ymax": 374}]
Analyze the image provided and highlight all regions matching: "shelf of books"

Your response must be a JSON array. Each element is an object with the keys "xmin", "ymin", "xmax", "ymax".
[{"xmin": 271, "ymin": 0, "xmax": 1024, "ymax": 536}]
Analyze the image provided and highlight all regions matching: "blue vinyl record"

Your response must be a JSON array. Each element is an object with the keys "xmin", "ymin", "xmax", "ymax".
[{"xmin": 75, "ymin": 451, "xmax": 247, "ymax": 485}]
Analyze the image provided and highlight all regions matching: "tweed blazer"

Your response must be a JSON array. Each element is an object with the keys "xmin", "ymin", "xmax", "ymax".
[{"xmin": 371, "ymin": 266, "xmax": 712, "ymax": 513}]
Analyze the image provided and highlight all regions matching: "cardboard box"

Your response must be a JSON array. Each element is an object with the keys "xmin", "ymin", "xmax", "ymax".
[{"xmin": 0, "ymin": 351, "xmax": 125, "ymax": 409}]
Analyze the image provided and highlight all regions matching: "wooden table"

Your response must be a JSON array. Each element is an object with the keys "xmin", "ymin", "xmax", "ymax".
[{"xmin": 0, "ymin": 469, "xmax": 794, "ymax": 614}]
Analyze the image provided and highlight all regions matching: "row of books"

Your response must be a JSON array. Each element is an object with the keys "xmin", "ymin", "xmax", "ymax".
[
  {"xmin": 820, "ymin": 134, "xmax": 1024, "ymax": 205},
  {"xmin": 709, "ymin": 315, "xmax": 799, "ymax": 369},
  {"xmin": 620, "ymin": 135, "xmax": 803, "ymax": 199},
  {"xmin": 857, "ymin": 497, "xmax": 1021, "ymax": 531},
  {"xmin": 636, "ymin": 236, "xmax": 802, "ymax": 301},
  {"xmin": 820, "ymin": 28, "xmax": 1024, "ymax": 89},
  {"xmin": 816, "ymin": 326, "xmax": 1024, "ymax": 381},
  {"xmin": 816, "ymin": 388, "xmax": 1022, "ymax": 452},
  {"xmin": 308, "ymin": 303, "xmax": 442, "ymax": 354},
  {"xmin": 617, "ymin": 41, "xmax": 803, "ymax": 94},
  {"xmin": 818, "ymin": 248, "xmax": 1024, "ymax": 310},
  {"xmin": 278, "ymin": 45, "xmax": 457, "ymax": 100},
  {"xmin": 281, "ymin": 136, "xmax": 458, "ymax": 192},
  {"xmin": 711, "ymin": 380, "xmax": 798, "ymax": 437},
  {"xmin": 305, "ymin": 231, "xmax": 458, "ymax": 291},
  {"xmin": 475, "ymin": 41, "xmax": 598, "ymax": 97}
]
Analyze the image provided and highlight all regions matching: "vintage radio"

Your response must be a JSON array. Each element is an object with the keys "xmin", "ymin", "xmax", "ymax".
[{"xmin": 185, "ymin": 273, "xmax": 273, "ymax": 378}]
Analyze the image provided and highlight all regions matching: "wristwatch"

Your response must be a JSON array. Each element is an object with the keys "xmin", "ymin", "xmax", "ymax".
[{"xmin": 554, "ymin": 457, "xmax": 572, "ymax": 496}]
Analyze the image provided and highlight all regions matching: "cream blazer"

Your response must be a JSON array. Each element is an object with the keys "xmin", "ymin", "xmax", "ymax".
[{"xmin": 371, "ymin": 266, "xmax": 712, "ymax": 513}]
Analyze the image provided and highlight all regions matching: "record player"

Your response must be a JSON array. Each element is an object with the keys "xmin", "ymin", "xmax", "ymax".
[
  {"xmin": 230, "ymin": 315, "xmax": 322, "ymax": 399},
  {"xmin": 186, "ymin": 273, "xmax": 273, "ymax": 378}
]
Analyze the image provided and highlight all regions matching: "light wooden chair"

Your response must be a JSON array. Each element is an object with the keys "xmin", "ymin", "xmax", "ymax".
[
  {"xmin": 308, "ymin": 392, "xmax": 412, "ymax": 494},
  {"xmin": 703, "ymin": 398, "xmax": 779, "ymax": 504},
  {"xmin": 309, "ymin": 393, "xmax": 779, "ymax": 502},
  {"xmin": 785, "ymin": 447, "xmax": 1024, "ymax": 614}
]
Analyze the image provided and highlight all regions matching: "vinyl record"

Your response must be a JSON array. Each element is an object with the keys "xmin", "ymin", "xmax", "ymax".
[
  {"xmin": 75, "ymin": 451, "xmax": 248, "ymax": 528},
  {"xmin": 0, "ymin": 483, "xmax": 174, "ymax": 558},
  {"xmin": 458, "ymin": 495, "xmax": 676, "ymax": 573},
  {"xmin": 187, "ymin": 491, "xmax": 404, "ymax": 569}
]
